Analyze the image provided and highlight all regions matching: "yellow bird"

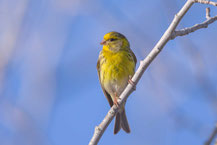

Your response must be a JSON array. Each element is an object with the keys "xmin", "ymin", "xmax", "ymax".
[{"xmin": 97, "ymin": 32, "xmax": 137, "ymax": 134}]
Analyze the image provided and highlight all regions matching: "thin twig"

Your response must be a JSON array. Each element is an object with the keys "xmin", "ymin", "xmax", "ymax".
[
  {"xmin": 195, "ymin": 0, "xmax": 217, "ymax": 6},
  {"xmin": 205, "ymin": 124, "xmax": 217, "ymax": 145},
  {"xmin": 171, "ymin": 15, "xmax": 217, "ymax": 39},
  {"xmin": 89, "ymin": 1, "xmax": 217, "ymax": 144},
  {"xmin": 171, "ymin": 7, "xmax": 217, "ymax": 39},
  {"xmin": 206, "ymin": 7, "xmax": 211, "ymax": 19}
]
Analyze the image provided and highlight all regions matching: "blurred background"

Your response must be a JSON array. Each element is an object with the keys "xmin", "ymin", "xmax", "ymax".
[{"xmin": 0, "ymin": 0, "xmax": 217, "ymax": 145}]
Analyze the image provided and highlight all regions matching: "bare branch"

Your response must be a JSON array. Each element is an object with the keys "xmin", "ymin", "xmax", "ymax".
[
  {"xmin": 171, "ymin": 14, "xmax": 217, "ymax": 39},
  {"xmin": 195, "ymin": 0, "xmax": 217, "ymax": 6},
  {"xmin": 89, "ymin": 1, "xmax": 217, "ymax": 145},
  {"xmin": 171, "ymin": 7, "xmax": 217, "ymax": 39},
  {"xmin": 206, "ymin": 7, "xmax": 211, "ymax": 19},
  {"xmin": 205, "ymin": 124, "xmax": 217, "ymax": 145}
]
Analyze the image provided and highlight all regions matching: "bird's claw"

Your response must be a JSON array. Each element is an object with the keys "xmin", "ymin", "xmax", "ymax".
[{"xmin": 128, "ymin": 78, "xmax": 136, "ymax": 90}]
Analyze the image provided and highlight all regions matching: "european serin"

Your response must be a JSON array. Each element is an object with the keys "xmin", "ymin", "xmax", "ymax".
[{"xmin": 97, "ymin": 31, "xmax": 137, "ymax": 134}]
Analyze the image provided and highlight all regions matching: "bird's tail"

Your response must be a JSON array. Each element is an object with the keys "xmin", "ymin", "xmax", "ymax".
[{"xmin": 114, "ymin": 109, "xmax": 130, "ymax": 134}]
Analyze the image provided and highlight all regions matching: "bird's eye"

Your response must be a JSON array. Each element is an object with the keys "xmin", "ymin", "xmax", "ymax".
[{"xmin": 110, "ymin": 38, "xmax": 116, "ymax": 41}]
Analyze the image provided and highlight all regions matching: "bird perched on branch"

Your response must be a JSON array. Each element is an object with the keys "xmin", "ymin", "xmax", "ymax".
[{"xmin": 97, "ymin": 31, "xmax": 137, "ymax": 134}]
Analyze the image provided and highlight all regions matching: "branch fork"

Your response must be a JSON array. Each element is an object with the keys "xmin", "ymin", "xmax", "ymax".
[{"xmin": 171, "ymin": 4, "xmax": 217, "ymax": 39}]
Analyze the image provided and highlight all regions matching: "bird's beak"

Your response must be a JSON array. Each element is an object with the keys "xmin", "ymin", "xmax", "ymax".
[{"xmin": 100, "ymin": 39, "xmax": 106, "ymax": 45}]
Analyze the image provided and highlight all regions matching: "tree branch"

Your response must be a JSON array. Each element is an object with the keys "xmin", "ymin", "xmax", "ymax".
[
  {"xmin": 206, "ymin": 7, "xmax": 211, "ymax": 19},
  {"xmin": 171, "ymin": 7, "xmax": 217, "ymax": 39},
  {"xmin": 205, "ymin": 124, "xmax": 217, "ymax": 145},
  {"xmin": 195, "ymin": 0, "xmax": 217, "ymax": 6},
  {"xmin": 89, "ymin": 1, "xmax": 217, "ymax": 144}
]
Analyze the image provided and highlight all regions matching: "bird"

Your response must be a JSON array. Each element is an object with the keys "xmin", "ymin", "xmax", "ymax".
[{"xmin": 97, "ymin": 31, "xmax": 137, "ymax": 134}]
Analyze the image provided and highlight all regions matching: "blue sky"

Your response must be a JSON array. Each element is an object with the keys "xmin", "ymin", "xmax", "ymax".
[{"xmin": 0, "ymin": 0, "xmax": 216, "ymax": 145}]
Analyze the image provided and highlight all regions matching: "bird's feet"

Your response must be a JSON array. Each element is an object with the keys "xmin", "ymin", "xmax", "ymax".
[
  {"xmin": 114, "ymin": 93, "xmax": 120, "ymax": 108},
  {"xmin": 128, "ymin": 75, "xmax": 136, "ymax": 90}
]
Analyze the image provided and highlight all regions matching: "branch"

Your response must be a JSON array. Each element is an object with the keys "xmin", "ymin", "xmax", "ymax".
[
  {"xmin": 206, "ymin": 7, "xmax": 211, "ymax": 19},
  {"xmin": 195, "ymin": 0, "xmax": 217, "ymax": 6},
  {"xmin": 89, "ymin": 1, "xmax": 217, "ymax": 144},
  {"xmin": 205, "ymin": 123, "xmax": 217, "ymax": 145},
  {"xmin": 171, "ymin": 7, "xmax": 217, "ymax": 39}
]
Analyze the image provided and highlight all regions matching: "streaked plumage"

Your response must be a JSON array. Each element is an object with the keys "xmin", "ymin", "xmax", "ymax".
[{"xmin": 97, "ymin": 32, "xmax": 137, "ymax": 134}]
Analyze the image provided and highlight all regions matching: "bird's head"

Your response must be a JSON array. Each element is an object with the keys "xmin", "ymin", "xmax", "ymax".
[{"xmin": 100, "ymin": 32, "xmax": 130, "ymax": 52}]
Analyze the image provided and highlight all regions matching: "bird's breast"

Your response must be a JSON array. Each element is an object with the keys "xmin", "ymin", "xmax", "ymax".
[{"xmin": 100, "ymin": 51, "xmax": 135, "ymax": 95}]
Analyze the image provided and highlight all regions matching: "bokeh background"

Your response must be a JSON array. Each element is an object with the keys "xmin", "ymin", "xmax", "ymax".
[{"xmin": 0, "ymin": 0, "xmax": 217, "ymax": 145}]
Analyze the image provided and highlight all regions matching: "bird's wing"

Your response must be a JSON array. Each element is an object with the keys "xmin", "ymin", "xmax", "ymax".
[{"xmin": 97, "ymin": 55, "xmax": 113, "ymax": 107}]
